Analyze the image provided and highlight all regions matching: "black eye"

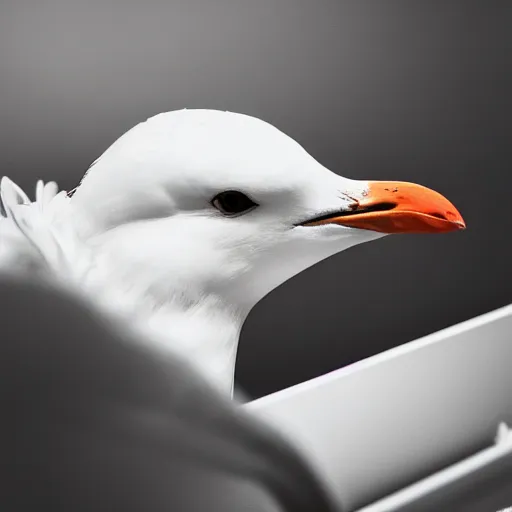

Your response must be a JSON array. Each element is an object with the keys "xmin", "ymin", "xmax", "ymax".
[{"xmin": 211, "ymin": 190, "xmax": 259, "ymax": 216}]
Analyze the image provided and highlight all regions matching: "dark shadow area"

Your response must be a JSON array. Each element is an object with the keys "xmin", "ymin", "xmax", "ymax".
[{"xmin": 0, "ymin": 276, "xmax": 340, "ymax": 511}]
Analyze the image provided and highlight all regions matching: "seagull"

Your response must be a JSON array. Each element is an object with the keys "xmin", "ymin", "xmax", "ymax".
[{"xmin": 0, "ymin": 109, "xmax": 465, "ymax": 395}]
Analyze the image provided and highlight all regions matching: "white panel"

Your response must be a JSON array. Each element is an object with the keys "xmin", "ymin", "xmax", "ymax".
[{"xmin": 247, "ymin": 304, "xmax": 512, "ymax": 510}]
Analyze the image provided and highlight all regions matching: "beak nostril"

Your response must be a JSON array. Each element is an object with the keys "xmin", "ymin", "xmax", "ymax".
[
  {"xmin": 356, "ymin": 202, "xmax": 397, "ymax": 214},
  {"xmin": 429, "ymin": 212, "xmax": 448, "ymax": 220},
  {"xmin": 333, "ymin": 201, "xmax": 397, "ymax": 218}
]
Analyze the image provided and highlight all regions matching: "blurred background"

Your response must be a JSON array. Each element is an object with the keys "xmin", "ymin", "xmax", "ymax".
[{"xmin": 0, "ymin": 0, "xmax": 510, "ymax": 398}]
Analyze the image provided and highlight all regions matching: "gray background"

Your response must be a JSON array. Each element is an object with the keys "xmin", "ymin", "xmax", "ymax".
[{"xmin": 0, "ymin": 0, "xmax": 510, "ymax": 398}]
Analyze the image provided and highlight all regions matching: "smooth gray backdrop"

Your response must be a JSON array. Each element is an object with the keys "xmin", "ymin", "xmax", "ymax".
[{"xmin": 0, "ymin": 0, "xmax": 510, "ymax": 397}]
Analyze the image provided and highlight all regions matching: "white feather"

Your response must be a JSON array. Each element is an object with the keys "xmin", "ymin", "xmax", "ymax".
[{"xmin": 0, "ymin": 177, "xmax": 87, "ymax": 280}]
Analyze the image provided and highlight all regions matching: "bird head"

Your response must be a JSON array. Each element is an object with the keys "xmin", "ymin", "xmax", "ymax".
[{"xmin": 71, "ymin": 109, "xmax": 465, "ymax": 312}]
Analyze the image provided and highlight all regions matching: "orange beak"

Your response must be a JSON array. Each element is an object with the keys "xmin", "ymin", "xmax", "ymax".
[{"xmin": 302, "ymin": 181, "xmax": 466, "ymax": 234}]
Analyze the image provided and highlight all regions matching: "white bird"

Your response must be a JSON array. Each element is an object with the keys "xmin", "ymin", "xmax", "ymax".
[{"xmin": 0, "ymin": 109, "xmax": 465, "ymax": 396}]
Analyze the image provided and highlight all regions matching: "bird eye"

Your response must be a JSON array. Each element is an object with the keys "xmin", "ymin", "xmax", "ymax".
[{"xmin": 211, "ymin": 190, "xmax": 259, "ymax": 216}]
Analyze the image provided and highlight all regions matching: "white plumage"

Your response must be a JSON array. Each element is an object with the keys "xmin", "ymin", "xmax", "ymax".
[{"xmin": 0, "ymin": 109, "xmax": 465, "ymax": 395}]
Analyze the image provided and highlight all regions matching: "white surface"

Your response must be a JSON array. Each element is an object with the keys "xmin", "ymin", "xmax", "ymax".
[
  {"xmin": 357, "ymin": 422, "xmax": 512, "ymax": 511},
  {"xmin": 247, "ymin": 303, "xmax": 512, "ymax": 511}
]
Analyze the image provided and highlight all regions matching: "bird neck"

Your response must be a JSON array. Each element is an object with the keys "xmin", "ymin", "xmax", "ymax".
[
  {"xmin": 81, "ymin": 251, "xmax": 249, "ymax": 396},
  {"xmin": 140, "ymin": 294, "xmax": 246, "ymax": 396}
]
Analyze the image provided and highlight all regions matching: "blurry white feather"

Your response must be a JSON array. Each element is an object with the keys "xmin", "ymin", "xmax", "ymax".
[
  {"xmin": 0, "ymin": 177, "xmax": 87, "ymax": 282},
  {"xmin": 0, "ymin": 177, "xmax": 152, "ymax": 332}
]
